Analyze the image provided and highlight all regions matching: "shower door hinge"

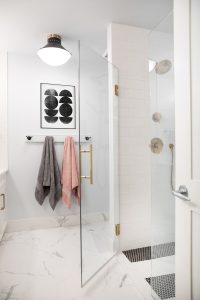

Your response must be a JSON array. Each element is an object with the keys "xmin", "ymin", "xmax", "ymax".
[
  {"xmin": 114, "ymin": 84, "xmax": 119, "ymax": 96},
  {"xmin": 115, "ymin": 224, "xmax": 120, "ymax": 236}
]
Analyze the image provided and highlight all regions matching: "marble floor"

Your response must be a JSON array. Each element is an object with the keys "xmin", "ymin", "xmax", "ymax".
[
  {"xmin": 0, "ymin": 223, "xmax": 175, "ymax": 300},
  {"xmin": 81, "ymin": 221, "xmax": 115, "ymax": 283},
  {"xmin": 0, "ymin": 224, "xmax": 150, "ymax": 300}
]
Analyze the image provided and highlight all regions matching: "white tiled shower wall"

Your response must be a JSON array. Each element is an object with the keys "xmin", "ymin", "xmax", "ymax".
[
  {"xmin": 108, "ymin": 23, "xmax": 151, "ymax": 251},
  {"xmin": 149, "ymin": 30, "xmax": 175, "ymax": 245}
]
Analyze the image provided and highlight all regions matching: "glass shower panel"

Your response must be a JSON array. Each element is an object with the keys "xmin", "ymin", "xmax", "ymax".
[
  {"xmin": 148, "ymin": 12, "xmax": 175, "ymax": 300},
  {"xmin": 79, "ymin": 43, "xmax": 119, "ymax": 286}
]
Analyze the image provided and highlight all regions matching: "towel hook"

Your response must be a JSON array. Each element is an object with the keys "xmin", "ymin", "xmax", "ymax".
[
  {"xmin": 26, "ymin": 136, "xmax": 33, "ymax": 141},
  {"xmin": 85, "ymin": 136, "xmax": 91, "ymax": 141}
]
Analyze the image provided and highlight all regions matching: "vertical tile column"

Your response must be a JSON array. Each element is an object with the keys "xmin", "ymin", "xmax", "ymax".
[{"xmin": 108, "ymin": 23, "xmax": 151, "ymax": 250}]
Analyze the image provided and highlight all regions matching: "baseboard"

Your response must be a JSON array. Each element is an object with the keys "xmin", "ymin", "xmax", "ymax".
[{"xmin": 5, "ymin": 212, "xmax": 108, "ymax": 233}]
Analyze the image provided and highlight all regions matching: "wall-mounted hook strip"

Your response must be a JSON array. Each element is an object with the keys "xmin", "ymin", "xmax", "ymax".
[{"xmin": 25, "ymin": 135, "xmax": 92, "ymax": 143}]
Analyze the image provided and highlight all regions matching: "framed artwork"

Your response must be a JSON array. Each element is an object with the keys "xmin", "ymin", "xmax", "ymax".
[{"xmin": 40, "ymin": 83, "xmax": 76, "ymax": 129}]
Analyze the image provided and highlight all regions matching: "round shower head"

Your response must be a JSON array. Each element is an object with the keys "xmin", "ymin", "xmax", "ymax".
[{"xmin": 155, "ymin": 59, "xmax": 172, "ymax": 75}]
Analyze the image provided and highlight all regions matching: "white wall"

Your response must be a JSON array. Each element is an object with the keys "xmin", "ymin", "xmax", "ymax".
[
  {"xmin": 0, "ymin": 52, "xmax": 8, "ymax": 171},
  {"xmin": 108, "ymin": 23, "xmax": 151, "ymax": 250},
  {"xmin": 7, "ymin": 45, "xmax": 79, "ymax": 220},
  {"xmin": 7, "ymin": 42, "xmax": 110, "ymax": 221}
]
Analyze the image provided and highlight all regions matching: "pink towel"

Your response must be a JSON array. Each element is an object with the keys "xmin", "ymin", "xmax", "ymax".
[{"xmin": 62, "ymin": 137, "xmax": 80, "ymax": 208}]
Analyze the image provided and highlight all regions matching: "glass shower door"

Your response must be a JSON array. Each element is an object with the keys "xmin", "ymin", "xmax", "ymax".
[
  {"xmin": 148, "ymin": 12, "xmax": 175, "ymax": 300},
  {"xmin": 147, "ymin": 13, "xmax": 175, "ymax": 299},
  {"xmin": 79, "ymin": 43, "xmax": 120, "ymax": 286}
]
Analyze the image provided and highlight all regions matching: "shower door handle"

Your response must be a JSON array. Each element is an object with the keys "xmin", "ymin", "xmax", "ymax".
[
  {"xmin": 80, "ymin": 144, "xmax": 93, "ymax": 184},
  {"xmin": 172, "ymin": 185, "xmax": 190, "ymax": 201}
]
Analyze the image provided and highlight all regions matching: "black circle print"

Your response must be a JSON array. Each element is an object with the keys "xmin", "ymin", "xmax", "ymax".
[
  {"xmin": 44, "ymin": 89, "xmax": 58, "ymax": 96},
  {"xmin": 43, "ymin": 87, "xmax": 73, "ymax": 126},
  {"xmin": 59, "ymin": 89, "xmax": 72, "ymax": 97},
  {"xmin": 60, "ymin": 117, "xmax": 73, "ymax": 124},
  {"xmin": 44, "ymin": 109, "xmax": 58, "ymax": 117},
  {"xmin": 45, "ymin": 96, "xmax": 58, "ymax": 110},
  {"xmin": 59, "ymin": 103, "xmax": 72, "ymax": 117},
  {"xmin": 44, "ymin": 116, "xmax": 58, "ymax": 123},
  {"xmin": 59, "ymin": 96, "xmax": 72, "ymax": 104}
]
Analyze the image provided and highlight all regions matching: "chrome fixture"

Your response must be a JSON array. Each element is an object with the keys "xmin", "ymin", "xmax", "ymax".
[
  {"xmin": 150, "ymin": 138, "xmax": 163, "ymax": 154},
  {"xmin": 155, "ymin": 59, "xmax": 172, "ymax": 75},
  {"xmin": 37, "ymin": 34, "xmax": 71, "ymax": 66},
  {"xmin": 152, "ymin": 112, "xmax": 162, "ymax": 122},
  {"xmin": 172, "ymin": 185, "xmax": 190, "ymax": 201},
  {"xmin": 148, "ymin": 59, "xmax": 157, "ymax": 72},
  {"xmin": 149, "ymin": 59, "xmax": 172, "ymax": 74}
]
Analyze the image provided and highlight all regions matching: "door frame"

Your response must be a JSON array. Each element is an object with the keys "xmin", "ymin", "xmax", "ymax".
[
  {"xmin": 174, "ymin": 0, "xmax": 200, "ymax": 298},
  {"xmin": 0, "ymin": 50, "xmax": 8, "ymax": 240},
  {"xmin": 0, "ymin": 50, "xmax": 8, "ymax": 172}
]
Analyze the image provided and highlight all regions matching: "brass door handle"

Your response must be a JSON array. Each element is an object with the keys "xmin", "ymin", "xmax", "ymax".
[
  {"xmin": 0, "ymin": 194, "xmax": 5, "ymax": 210},
  {"xmin": 80, "ymin": 144, "xmax": 93, "ymax": 184}
]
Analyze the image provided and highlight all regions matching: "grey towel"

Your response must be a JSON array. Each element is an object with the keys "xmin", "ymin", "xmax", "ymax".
[{"xmin": 35, "ymin": 136, "xmax": 61, "ymax": 210}]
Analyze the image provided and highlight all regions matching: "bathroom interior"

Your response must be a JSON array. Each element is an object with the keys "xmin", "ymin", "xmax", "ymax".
[{"xmin": 0, "ymin": 1, "xmax": 176, "ymax": 300}]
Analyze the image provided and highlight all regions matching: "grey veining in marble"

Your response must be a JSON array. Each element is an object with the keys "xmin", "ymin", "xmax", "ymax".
[
  {"xmin": 119, "ymin": 274, "xmax": 128, "ymax": 288},
  {"xmin": 0, "ymin": 224, "xmax": 147, "ymax": 300},
  {"xmin": 1, "ymin": 284, "xmax": 19, "ymax": 300}
]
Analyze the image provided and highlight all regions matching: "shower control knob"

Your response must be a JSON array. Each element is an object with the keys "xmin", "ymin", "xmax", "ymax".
[{"xmin": 172, "ymin": 185, "xmax": 190, "ymax": 201}]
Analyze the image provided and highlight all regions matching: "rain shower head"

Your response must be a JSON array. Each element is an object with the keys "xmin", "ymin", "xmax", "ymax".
[{"xmin": 155, "ymin": 59, "xmax": 172, "ymax": 75}]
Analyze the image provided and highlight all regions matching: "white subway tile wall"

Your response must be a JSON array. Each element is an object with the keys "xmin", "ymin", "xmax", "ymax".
[{"xmin": 108, "ymin": 23, "xmax": 151, "ymax": 250}]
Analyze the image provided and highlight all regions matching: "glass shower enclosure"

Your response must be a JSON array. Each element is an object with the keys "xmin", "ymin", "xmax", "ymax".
[
  {"xmin": 148, "ymin": 12, "xmax": 175, "ymax": 300},
  {"xmin": 78, "ymin": 43, "xmax": 120, "ymax": 286}
]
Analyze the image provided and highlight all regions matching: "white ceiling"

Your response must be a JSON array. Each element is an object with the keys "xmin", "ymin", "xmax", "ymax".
[{"xmin": 0, "ymin": 0, "xmax": 173, "ymax": 54}]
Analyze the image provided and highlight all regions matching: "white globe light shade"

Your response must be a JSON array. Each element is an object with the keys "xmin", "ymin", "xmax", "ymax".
[{"xmin": 37, "ymin": 47, "xmax": 71, "ymax": 66}]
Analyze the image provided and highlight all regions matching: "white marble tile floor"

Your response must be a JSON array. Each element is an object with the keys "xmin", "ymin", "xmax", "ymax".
[
  {"xmin": 0, "ymin": 225, "xmax": 149, "ymax": 300},
  {"xmin": 0, "ymin": 222, "xmax": 175, "ymax": 300}
]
